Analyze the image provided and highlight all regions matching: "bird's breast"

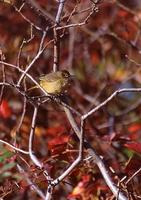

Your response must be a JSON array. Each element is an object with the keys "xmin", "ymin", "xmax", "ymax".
[{"xmin": 40, "ymin": 79, "xmax": 63, "ymax": 94}]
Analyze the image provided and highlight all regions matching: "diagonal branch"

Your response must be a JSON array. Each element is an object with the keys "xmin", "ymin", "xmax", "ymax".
[
  {"xmin": 0, "ymin": 139, "xmax": 29, "ymax": 154},
  {"xmin": 64, "ymin": 106, "xmax": 127, "ymax": 200},
  {"xmin": 25, "ymin": 0, "xmax": 55, "ymax": 23},
  {"xmin": 17, "ymin": 31, "xmax": 47, "ymax": 86},
  {"xmin": 82, "ymin": 88, "xmax": 141, "ymax": 120}
]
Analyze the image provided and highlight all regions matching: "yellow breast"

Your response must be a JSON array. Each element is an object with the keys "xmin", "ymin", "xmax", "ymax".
[{"xmin": 40, "ymin": 79, "xmax": 64, "ymax": 94}]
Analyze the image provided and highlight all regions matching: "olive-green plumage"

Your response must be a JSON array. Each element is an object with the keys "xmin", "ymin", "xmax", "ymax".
[{"xmin": 39, "ymin": 70, "xmax": 71, "ymax": 94}]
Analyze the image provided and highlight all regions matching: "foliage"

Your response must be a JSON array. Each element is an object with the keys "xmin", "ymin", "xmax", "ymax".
[{"xmin": 0, "ymin": 0, "xmax": 141, "ymax": 199}]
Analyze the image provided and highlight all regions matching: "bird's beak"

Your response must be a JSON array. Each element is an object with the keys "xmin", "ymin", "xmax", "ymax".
[{"xmin": 70, "ymin": 74, "xmax": 75, "ymax": 79}]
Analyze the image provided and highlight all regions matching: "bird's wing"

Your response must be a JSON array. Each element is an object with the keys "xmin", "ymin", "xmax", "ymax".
[{"xmin": 39, "ymin": 72, "xmax": 61, "ymax": 82}]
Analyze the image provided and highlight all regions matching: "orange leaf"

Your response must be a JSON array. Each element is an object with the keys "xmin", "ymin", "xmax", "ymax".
[{"xmin": 128, "ymin": 124, "xmax": 141, "ymax": 133}]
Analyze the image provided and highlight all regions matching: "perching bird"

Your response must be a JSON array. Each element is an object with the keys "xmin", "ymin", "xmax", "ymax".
[{"xmin": 28, "ymin": 70, "xmax": 73, "ymax": 95}]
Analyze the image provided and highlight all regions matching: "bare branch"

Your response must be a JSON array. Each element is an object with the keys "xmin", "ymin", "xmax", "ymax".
[
  {"xmin": 0, "ymin": 139, "xmax": 29, "ymax": 154},
  {"xmin": 82, "ymin": 88, "xmax": 141, "ymax": 120},
  {"xmin": 17, "ymin": 164, "xmax": 46, "ymax": 200},
  {"xmin": 63, "ymin": 107, "xmax": 127, "ymax": 200},
  {"xmin": 28, "ymin": 105, "xmax": 51, "ymax": 183},
  {"xmin": 13, "ymin": 3, "xmax": 43, "ymax": 32},
  {"xmin": 126, "ymin": 167, "xmax": 141, "ymax": 185},
  {"xmin": 28, "ymin": 105, "xmax": 42, "ymax": 167},
  {"xmin": 53, "ymin": 0, "xmax": 66, "ymax": 71},
  {"xmin": 0, "ymin": 50, "xmax": 6, "ymax": 103},
  {"xmin": 25, "ymin": 0, "xmax": 55, "ymax": 23},
  {"xmin": 17, "ymin": 30, "xmax": 47, "ymax": 86},
  {"xmin": 0, "ymin": 61, "xmax": 50, "ymax": 96}
]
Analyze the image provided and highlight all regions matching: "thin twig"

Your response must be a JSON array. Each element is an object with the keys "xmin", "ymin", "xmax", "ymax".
[
  {"xmin": 17, "ymin": 26, "xmax": 34, "ymax": 67},
  {"xmin": 16, "ymin": 96, "xmax": 27, "ymax": 133},
  {"xmin": 126, "ymin": 167, "xmax": 141, "ymax": 185},
  {"xmin": 17, "ymin": 164, "xmax": 46, "ymax": 200},
  {"xmin": 0, "ymin": 139, "xmax": 29, "ymax": 154},
  {"xmin": 82, "ymin": 88, "xmax": 141, "ymax": 120},
  {"xmin": 13, "ymin": 3, "xmax": 43, "ymax": 32},
  {"xmin": 68, "ymin": 27, "xmax": 75, "ymax": 69},
  {"xmin": 0, "ymin": 61, "xmax": 50, "ymax": 96},
  {"xmin": 17, "ymin": 30, "xmax": 47, "ymax": 86},
  {"xmin": 56, "ymin": 4, "xmax": 99, "ymax": 30}
]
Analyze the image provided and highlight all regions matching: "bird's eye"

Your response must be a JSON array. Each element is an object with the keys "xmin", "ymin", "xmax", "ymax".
[{"xmin": 62, "ymin": 70, "xmax": 70, "ymax": 78}]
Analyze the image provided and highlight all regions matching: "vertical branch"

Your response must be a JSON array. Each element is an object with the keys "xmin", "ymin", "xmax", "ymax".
[
  {"xmin": 68, "ymin": 28, "xmax": 75, "ymax": 69},
  {"xmin": 79, "ymin": 117, "xmax": 85, "ymax": 158},
  {"xmin": 14, "ymin": 70, "xmax": 27, "ymax": 148},
  {"xmin": 16, "ymin": 96, "xmax": 27, "ymax": 133},
  {"xmin": 55, "ymin": 0, "xmax": 65, "ymax": 24},
  {"xmin": 29, "ymin": 105, "xmax": 42, "ymax": 167},
  {"xmin": 53, "ymin": 28, "xmax": 60, "ymax": 71},
  {"xmin": 29, "ymin": 105, "xmax": 51, "ymax": 182},
  {"xmin": 45, "ymin": 185, "xmax": 53, "ymax": 200},
  {"xmin": 53, "ymin": 0, "xmax": 66, "ymax": 71},
  {"xmin": 17, "ymin": 25, "xmax": 34, "ymax": 67},
  {"xmin": 0, "ymin": 50, "xmax": 6, "ymax": 103}
]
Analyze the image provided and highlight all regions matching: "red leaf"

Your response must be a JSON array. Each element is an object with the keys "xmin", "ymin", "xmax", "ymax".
[
  {"xmin": 0, "ymin": 100, "xmax": 12, "ymax": 119},
  {"xmin": 128, "ymin": 123, "xmax": 141, "ymax": 140},
  {"xmin": 46, "ymin": 126, "xmax": 66, "ymax": 137},
  {"xmin": 124, "ymin": 142, "xmax": 141, "ymax": 154},
  {"xmin": 48, "ymin": 135, "xmax": 69, "ymax": 149}
]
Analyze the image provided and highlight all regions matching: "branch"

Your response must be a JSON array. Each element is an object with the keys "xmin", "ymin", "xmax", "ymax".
[
  {"xmin": 45, "ymin": 116, "xmax": 85, "ymax": 199},
  {"xmin": 126, "ymin": 167, "xmax": 141, "ymax": 185},
  {"xmin": 0, "ymin": 50, "xmax": 6, "ymax": 103},
  {"xmin": 14, "ymin": 3, "xmax": 42, "ymax": 32},
  {"xmin": 28, "ymin": 106, "xmax": 42, "ymax": 167},
  {"xmin": 53, "ymin": 0, "xmax": 66, "ymax": 71},
  {"xmin": 25, "ymin": 0, "xmax": 55, "ymax": 23},
  {"xmin": 0, "ymin": 61, "xmax": 50, "ymax": 96},
  {"xmin": 0, "ymin": 139, "xmax": 29, "ymax": 154},
  {"xmin": 63, "ymin": 107, "xmax": 127, "ymax": 200},
  {"xmin": 82, "ymin": 88, "xmax": 141, "ymax": 120},
  {"xmin": 17, "ymin": 164, "xmax": 46, "ymax": 200},
  {"xmin": 29, "ymin": 105, "xmax": 51, "ymax": 182},
  {"xmin": 17, "ymin": 31, "xmax": 47, "ymax": 86}
]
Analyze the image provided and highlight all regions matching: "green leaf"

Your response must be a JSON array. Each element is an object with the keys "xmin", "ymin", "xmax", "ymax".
[{"xmin": 1, "ymin": 162, "xmax": 16, "ymax": 171}]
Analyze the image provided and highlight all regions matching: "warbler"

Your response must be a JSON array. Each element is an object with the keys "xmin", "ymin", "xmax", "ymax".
[{"xmin": 28, "ymin": 70, "xmax": 72, "ymax": 95}]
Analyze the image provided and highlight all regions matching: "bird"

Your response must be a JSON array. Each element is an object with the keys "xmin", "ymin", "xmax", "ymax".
[{"xmin": 28, "ymin": 70, "xmax": 73, "ymax": 95}]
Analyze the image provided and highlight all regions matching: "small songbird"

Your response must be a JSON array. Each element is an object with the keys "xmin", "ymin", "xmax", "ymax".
[{"xmin": 38, "ymin": 70, "xmax": 72, "ymax": 95}]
